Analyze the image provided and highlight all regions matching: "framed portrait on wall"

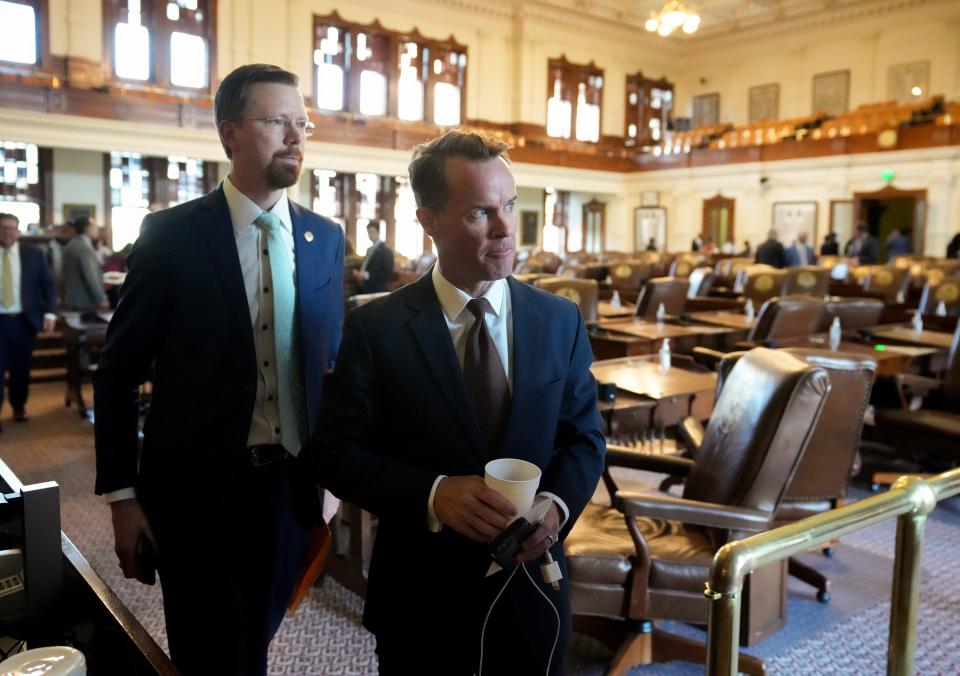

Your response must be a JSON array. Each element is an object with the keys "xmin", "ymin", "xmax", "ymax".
[
  {"xmin": 635, "ymin": 207, "xmax": 666, "ymax": 252},
  {"xmin": 63, "ymin": 203, "xmax": 96, "ymax": 224},
  {"xmin": 772, "ymin": 201, "xmax": 817, "ymax": 245},
  {"xmin": 520, "ymin": 210, "xmax": 540, "ymax": 246}
]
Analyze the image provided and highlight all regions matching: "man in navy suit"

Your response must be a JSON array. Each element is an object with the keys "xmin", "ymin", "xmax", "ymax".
[
  {"xmin": 785, "ymin": 231, "xmax": 815, "ymax": 267},
  {"xmin": 305, "ymin": 130, "xmax": 605, "ymax": 675},
  {"xmin": 94, "ymin": 64, "xmax": 343, "ymax": 674},
  {"xmin": 0, "ymin": 213, "xmax": 56, "ymax": 431}
]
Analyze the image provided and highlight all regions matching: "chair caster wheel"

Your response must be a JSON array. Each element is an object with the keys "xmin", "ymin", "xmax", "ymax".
[
  {"xmin": 817, "ymin": 590, "xmax": 831, "ymax": 603},
  {"xmin": 822, "ymin": 547, "xmax": 835, "ymax": 558}
]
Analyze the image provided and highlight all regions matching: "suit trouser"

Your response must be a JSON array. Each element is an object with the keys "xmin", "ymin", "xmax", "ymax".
[
  {"xmin": 0, "ymin": 314, "xmax": 36, "ymax": 411},
  {"xmin": 147, "ymin": 450, "xmax": 312, "ymax": 676}
]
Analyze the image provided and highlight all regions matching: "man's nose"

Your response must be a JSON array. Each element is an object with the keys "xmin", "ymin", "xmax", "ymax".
[{"xmin": 490, "ymin": 211, "xmax": 512, "ymax": 237}]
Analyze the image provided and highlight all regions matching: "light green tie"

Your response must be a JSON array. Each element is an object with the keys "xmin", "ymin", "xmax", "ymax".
[
  {"xmin": 255, "ymin": 212, "xmax": 307, "ymax": 455},
  {"xmin": 1, "ymin": 249, "xmax": 13, "ymax": 309}
]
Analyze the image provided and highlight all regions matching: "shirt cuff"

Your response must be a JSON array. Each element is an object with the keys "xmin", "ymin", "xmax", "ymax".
[
  {"xmin": 104, "ymin": 487, "xmax": 137, "ymax": 504},
  {"xmin": 537, "ymin": 491, "xmax": 569, "ymax": 528},
  {"xmin": 427, "ymin": 475, "xmax": 446, "ymax": 532},
  {"xmin": 42, "ymin": 313, "xmax": 57, "ymax": 322}
]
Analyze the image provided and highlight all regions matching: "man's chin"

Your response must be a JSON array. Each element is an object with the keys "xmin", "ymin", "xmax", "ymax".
[{"xmin": 265, "ymin": 164, "xmax": 301, "ymax": 190}]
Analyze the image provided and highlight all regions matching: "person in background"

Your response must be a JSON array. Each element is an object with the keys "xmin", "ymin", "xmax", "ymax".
[
  {"xmin": 755, "ymin": 229, "xmax": 787, "ymax": 268},
  {"xmin": 886, "ymin": 227, "xmax": 912, "ymax": 259},
  {"xmin": 785, "ymin": 231, "xmax": 814, "ymax": 267},
  {"xmin": 61, "ymin": 216, "xmax": 107, "ymax": 313},
  {"xmin": 845, "ymin": 222, "xmax": 880, "ymax": 265},
  {"xmin": 0, "ymin": 213, "xmax": 56, "ymax": 431},
  {"xmin": 691, "ymin": 233, "xmax": 703, "ymax": 252},
  {"xmin": 645, "ymin": 237, "xmax": 657, "ymax": 252},
  {"xmin": 947, "ymin": 232, "xmax": 960, "ymax": 259},
  {"xmin": 354, "ymin": 220, "xmax": 395, "ymax": 293},
  {"xmin": 739, "ymin": 240, "xmax": 752, "ymax": 257},
  {"xmin": 820, "ymin": 232, "xmax": 839, "ymax": 256},
  {"xmin": 720, "ymin": 237, "xmax": 736, "ymax": 254}
]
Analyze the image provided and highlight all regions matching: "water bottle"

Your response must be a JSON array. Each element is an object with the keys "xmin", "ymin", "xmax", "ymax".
[
  {"xmin": 610, "ymin": 289, "xmax": 622, "ymax": 308},
  {"xmin": 744, "ymin": 298, "xmax": 755, "ymax": 322},
  {"xmin": 828, "ymin": 316, "xmax": 842, "ymax": 351},
  {"xmin": 659, "ymin": 338, "xmax": 672, "ymax": 372},
  {"xmin": 895, "ymin": 289, "xmax": 906, "ymax": 304},
  {"xmin": 936, "ymin": 301, "xmax": 947, "ymax": 317},
  {"xmin": 912, "ymin": 311, "xmax": 923, "ymax": 335},
  {"xmin": 656, "ymin": 302, "xmax": 667, "ymax": 324}
]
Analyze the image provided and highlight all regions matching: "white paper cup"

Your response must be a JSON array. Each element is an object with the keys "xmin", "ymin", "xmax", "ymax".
[{"xmin": 484, "ymin": 458, "xmax": 541, "ymax": 515}]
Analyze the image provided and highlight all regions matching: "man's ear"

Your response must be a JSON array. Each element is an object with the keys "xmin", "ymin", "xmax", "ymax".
[
  {"xmin": 416, "ymin": 207, "xmax": 436, "ymax": 237},
  {"xmin": 219, "ymin": 120, "xmax": 238, "ymax": 156}
]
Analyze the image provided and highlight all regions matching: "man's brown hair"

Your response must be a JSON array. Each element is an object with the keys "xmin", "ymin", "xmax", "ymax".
[{"xmin": 214, "ymin": 64, "xmax": 299, "ymax": 158}]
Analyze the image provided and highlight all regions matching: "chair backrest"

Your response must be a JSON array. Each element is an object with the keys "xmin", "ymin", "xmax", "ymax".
[
  {"xmin": 683, "ymin": 348, "xmax": 830, "ymax": 542},
  {"xmin": 783, "ymin": 266, "xmax": 830, "ymax": 297},
  {"xmin": 918, "ymin": 277, "xmax": 960, "ymax": 316},
  {"xmin": 749, "ymin": 295, "xmax": 825, "ymax": 342},
  {"xmin": 533, "ymin": 277, "xmax": 599, "ymax": 323},
  {"xmin": 819, "ymin": 297, "xmax": 884, "ymax": 331},
  {"xmin": 687, "ymin": 266, "xmax": 715, "ymax": 298},
  {"xmin": 863, "ymin": 266, "xmax": 909, "ymax": 302},
  {"xmin": 739, "ymin": 266, "xmax": 787, "ymax": 305},
  {"xmin": 669, "ymin": 256, "xmax": 702, "ymax": 279},
  {"xmin": 609, "ymin": 261, "xmax": 650, "ymax": 288},
  {"xmin": 635, "ymin": 277, "xmax": 689, "ymax": 319}
]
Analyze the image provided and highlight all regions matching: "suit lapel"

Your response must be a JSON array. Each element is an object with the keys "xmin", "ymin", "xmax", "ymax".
[
  {"xmin": 499, "ymin": 277, "xmax": 543, "ymax": 457},
  {"xmin": 406, "ymin": 273, "xmax": 485, "ymax": 461},
  {"xmin": 289, "ymin": 200, "xmax": 327, "ymax": 294},
  {"xmin": 199, "ymin": 187, "xmax": 255, "ymax": 354}
]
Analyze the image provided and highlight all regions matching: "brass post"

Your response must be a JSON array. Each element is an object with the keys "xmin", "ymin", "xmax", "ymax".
[{"xmin": 705, "ymin": 580, "xmax": 742, "ymax": 676}]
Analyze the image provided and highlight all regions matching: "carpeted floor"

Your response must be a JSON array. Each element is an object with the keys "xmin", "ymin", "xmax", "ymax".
[{"xmin": 1, "ymin": 381, "xmax": 958, "ymax": 674}]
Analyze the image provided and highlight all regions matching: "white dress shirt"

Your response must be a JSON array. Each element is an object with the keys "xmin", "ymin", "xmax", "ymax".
[
  {"xmin": 0, "ymin": 242, "xmax": 22, "ymax": 314},
  {"xmin": 425, "ymin": 265, "xmax": 569, "ymax": 531}
]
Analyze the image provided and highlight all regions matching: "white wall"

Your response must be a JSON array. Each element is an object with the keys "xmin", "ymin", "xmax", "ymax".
[{"xmin": 52, "ymin": 148, "xmax": 105, "ymax": 225}]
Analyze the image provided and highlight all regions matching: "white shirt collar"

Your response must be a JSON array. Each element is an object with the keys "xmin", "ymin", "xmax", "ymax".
[
  {"xmin": 222, "ymin": 176, "xmax": 292, "ymax": 235},
  {"xmin": 431, "ymin": 263, "xmax": 507, "ymax": 323}
]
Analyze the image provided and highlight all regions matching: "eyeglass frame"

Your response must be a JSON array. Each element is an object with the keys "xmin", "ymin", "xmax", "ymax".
[{"xmin": 230, "ymin": 116, "xmax": 316, "ymax": 137}]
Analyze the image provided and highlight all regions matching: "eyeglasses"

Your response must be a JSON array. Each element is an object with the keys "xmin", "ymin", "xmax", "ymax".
[{"xmin": 238, "ymin": 116, "xmax": 316, "ymax": 138}]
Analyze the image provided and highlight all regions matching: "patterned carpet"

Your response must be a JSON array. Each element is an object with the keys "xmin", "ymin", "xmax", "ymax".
[{"xmin": 1, "ymin": 381, "xmax": 958, "ymax": 674}]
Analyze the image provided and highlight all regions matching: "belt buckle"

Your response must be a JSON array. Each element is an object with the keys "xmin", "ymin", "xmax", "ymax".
[{"xmin": 250, "ymin": 445, "xmax": 282, "ymax": 468}]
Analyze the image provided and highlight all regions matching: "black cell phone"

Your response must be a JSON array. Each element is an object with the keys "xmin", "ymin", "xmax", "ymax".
[
  {"xmin": 488, "ymin": 518, "xmax": 538, "ymax": 570},
  {"xmin": 136, "ymin": 536, "xmax": 158, "ymax": 585}
]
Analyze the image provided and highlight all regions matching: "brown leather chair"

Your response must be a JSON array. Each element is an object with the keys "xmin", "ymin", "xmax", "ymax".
[
  {"xmin": 783, "ymin": 266, "xmax": 830, "ymax": 297},
  {"xmin": 818, "ymin": 297, "xmax": 884, "ymax": 332},
  {"xmin": 689, "ymin": 348, "xmax": 876, "ymax": 602},
  {"xmin": 862, "ymin": 265, "xmax": 909, "ymax": 303},
  {"xmin": 872, "ymin": 321, "xmax": 960, "ymax": 469},
  {"xmin": 609, "ymin": 261, "xmax": 651, "ymax": 289},
  {"xmin": 686, "ymin": 266, "xmax": 715, "ymax": 298},
  {"xmin": 748, "ymin": 295, "xmax": 825, "ymax": 343},
  {"xmin": 533, "ymin": 277, "xmax": 599, "ymax": 323},
  {"xmin": 565, "ymin": 348, "xmax": 830, "ymax": 675},
  {"xmin": 668, "ymin": 256, "xmax": 702, "ymax": 279},
  {"xmin": 739, "ymin": 266, "xmax": 787, "ymax": 306},
  {"xmin": 635, "ymin": 277, "xmax": 689, "ymax": 319},
  {"xmin": 918, "ymin": 277, "xmax": 960, "ymax": 316}
]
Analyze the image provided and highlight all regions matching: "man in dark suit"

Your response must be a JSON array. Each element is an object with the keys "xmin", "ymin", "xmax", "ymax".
[
  {"xmin": 355, "ymin": 221, "xmax": 394, "ymax": 293},
  {"xmin": 61, "ymin": 216, "xmax": 107, "ymax": 312},
  {"xmin": 305, "ymin": 130, "xmax": 605, "ymax": 675},
  {"xmin": 755, "ymin": 229, "xmax": 787, "ymax": 268},
  {"xmin": 0, "ymin": 213, "xmax": 56, "ymax": 431},
  {"xmin": 94, "ymin": 64, "xmax": 343, "ymax": 675},
  {"xmin": 785, "ymin": 231, "xmax": 815, "ymax": 267},
  {"xmin": 845, "ymin": 222, "xmax": 880, "ymax": 264}
]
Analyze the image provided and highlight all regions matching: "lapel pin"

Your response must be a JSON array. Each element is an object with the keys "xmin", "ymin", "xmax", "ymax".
[{"xmin": 304, "ymin": 231, "xmax": 314, "ymax": 242}]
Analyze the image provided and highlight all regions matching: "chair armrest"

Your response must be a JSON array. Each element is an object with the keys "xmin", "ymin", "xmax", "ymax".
[
  {"xmin": 606, "ymin": 444, "xmax": 694, "ymax": 476},
  {"xmin": 894, "ymin": 373, "xmax": 942, "ymax": 408},
  {"xmin": 616, "ymin": 492, "xmax": 770, "ymax": 531},
  {"xmin": 691, "ymin": 346, "xmax": 727, "ymax": 370},
  {"xmin": 678, "ymin": 416, "xmax": 704, "ymax": 454}
]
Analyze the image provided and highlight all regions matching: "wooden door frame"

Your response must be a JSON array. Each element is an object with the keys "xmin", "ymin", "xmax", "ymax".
[
  {"xmin": 702, "ymin": 194, "xmax": 736, "ymax": 243},
  {"xmin": 581, "ymin": 198, "xmax": 606, "ymax": 253},
  {"xmin": 853, "ymin": 185, "xmax": 927, "ymax": 253}
]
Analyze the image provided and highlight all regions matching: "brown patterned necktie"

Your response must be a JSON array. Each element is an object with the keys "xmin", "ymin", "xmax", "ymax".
[{"xmin": 463, "ymin": 297, "xmax": 511, "ymax": 454}]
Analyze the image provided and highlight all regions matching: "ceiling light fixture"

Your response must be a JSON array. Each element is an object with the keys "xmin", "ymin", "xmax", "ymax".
[{"xmin": 645, "ymin": 1, "xmax": 700, "ymax": 37}]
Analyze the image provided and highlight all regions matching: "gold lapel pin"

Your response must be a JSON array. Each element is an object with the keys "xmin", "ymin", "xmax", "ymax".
[{"xmin": 304, "ymin": 231, "xmax": 314, "ymax": 242}]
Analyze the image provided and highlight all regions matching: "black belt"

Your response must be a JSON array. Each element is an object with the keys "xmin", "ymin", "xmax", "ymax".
[{"xmin": 247, "ymin": 444, "xmax": 288, "ymax": 468}]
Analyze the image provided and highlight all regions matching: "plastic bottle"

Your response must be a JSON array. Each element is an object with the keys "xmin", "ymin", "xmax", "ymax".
[
  {"xmin": 659, "ymin": 338, "xmax": 672, "ymax": 372},
  {"xmin": 828, "ymin": 316, "xmax": 842, "ymax": 351},
  {"xmin": 656, "ymin": 302, "xmax": 667, "ymax": 324},
  {"xmin": 912, "ymin": 310, "xmax": 924, "ymax": 335},
  {"xmin": 610, "ymin": 289, "xmax": 622, "ymax": 308},
  {"xmin": 744, "ymin": 298, "xmax": 755, "ymax": 322},
  {"xmin": 936, "ymin": 301, "xmax": 947, "ymax": 317}
]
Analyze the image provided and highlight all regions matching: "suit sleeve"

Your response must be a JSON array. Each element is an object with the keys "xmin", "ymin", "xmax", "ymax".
[
  {"xmin": 329, "ymin": 226, "xmax": 345, "ymax": 365},
  {"xmin": 539, "ymin": 304, "xmax": 606, "ymax": 538},
  {"xmin": 93, "ymin": 215, "xmax": 169, "ymax": 494},
  {"xmin": 80, "ymin": 246, "xmax": 106, "ymax": 305},
  {"xmin": 303, "ymin": 310, "xmax": 437, "ymax": 523},
  {"xmin": 38, "ymin": 250, "xmax": 57, "ymax": 315}
]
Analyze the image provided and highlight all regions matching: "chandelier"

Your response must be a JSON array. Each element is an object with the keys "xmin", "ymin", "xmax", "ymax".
[{"xmin": 644, "ymin": 1, "xmax": 701, "ymax": 36}]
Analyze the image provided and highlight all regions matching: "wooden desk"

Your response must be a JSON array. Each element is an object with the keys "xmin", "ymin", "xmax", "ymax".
[
  {"xmin": 868, "ymin": 325, "xmax": 955, "ymax": 350},
  {"xmin": 59, "ymin": 311, "xmax": 112, "ymax": 419},
  {"xmin": 685, "ymin": 310, "xmax": 755, "ymax": 332},
  {"xmin": 597, "ymin": 301, "xmax": 636, "ymax": 319},
  {"xmin": 774, "ymin": 336, "xmax": 945, "ymax": 377},
  {"xmin": 594, "ymin": 318, "xmax": 734, "ymax": 356}
]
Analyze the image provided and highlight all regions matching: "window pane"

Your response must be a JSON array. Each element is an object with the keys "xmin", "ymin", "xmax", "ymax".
[
  {"xmin": 398, "ymin": 68, "xmax": 423, "ymax": 122},
  {"xmin": 359, "ymin": 70, "xmax": 387, "ymax": 116},
  {"xmin": 0, "ymin": 200, "xmax": 39, "ymax": 231},
  {"xmin": 547, "ymin": 98, "xmax": 572, "ymax": 139},
  {"xmin": 312, "ymin": 170, "xmax": 340, "ymax": 222},
  {"xmin": 575, "ymin": 83, "xmax": 600, "ymax": 142},
  {"xmin": 0, "ymin": 1, "xmax": 37, "ymax": 64},
  {"xmin": 433, "ymin": 82, "xmax": 461, "ymax": 126},
  {"xmin": 115, "ymin": 22, "xmax": 150, "ymax": 81},
  {"xmin": 316, "ymin": 63, "xmax": 344, "ymax": 111},
  {"xmin": 111, "ymin": 206, "xmax": 150, "ymax": 251},
  {"xmin": 170, "ymin": 31, "xmax": 207, "ymax": 88},
  {"xmin": 394, "ymin": 178, "xmax": 424, "ymax": 259}
]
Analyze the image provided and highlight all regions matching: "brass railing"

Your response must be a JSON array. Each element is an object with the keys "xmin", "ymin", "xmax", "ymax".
[{"xmin": 704, "ymin": 468, "xmax": 960, "ymax": 676}]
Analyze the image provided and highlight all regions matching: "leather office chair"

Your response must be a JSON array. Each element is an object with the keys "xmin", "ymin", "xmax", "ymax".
[
  {"xmin": 863, "ymin": 266, "xmax": 909, "ymax": 303},
  {"xmin": 635, "ymin": 277, "xmax": 689, "ymax": 319},
  {"xmin": 565, "ymin": 348, "xmax": 830, "ymax": 675},
  {"xmin": 738, "ymin": 265, "xmax": 787, "ymax": 305},
  {"xmin": 684, "ymin": 348, "xmax": 876, "ymax": 602},
  {"xmin": 686, "ymin": 266, "xmax": 715, "ymax": 298},
  {"xmin": 534, "ymin": 277, "xmax": 599, "ymax": 324},
  {"xmin": 818, "ymin": 256, "xmax": 851, "ymax": 282},
  {"xmin": 918, "ymin": 277, "xmax": 960, "ymax": 316},
  {"xmin": 609, "ymin": 261, "xmax": 651, "ymax": 290},
  {"xmin": 668, "ymin": 256, "xmax": 702, "ymax": 279},
  {"xmin": 783, "ymin": 266, "xmax": 830, "ymax": 297},
  {"xmin": 871, "ymin": 321, "xmax": 960, "ymax": 470},
  {"xmin": 818, "ymin": 297, "xmax": 884, "ymax": 332},
  {"xmin": 748, "ymin": 295, "xmax": 825, "ymax": 343}
]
